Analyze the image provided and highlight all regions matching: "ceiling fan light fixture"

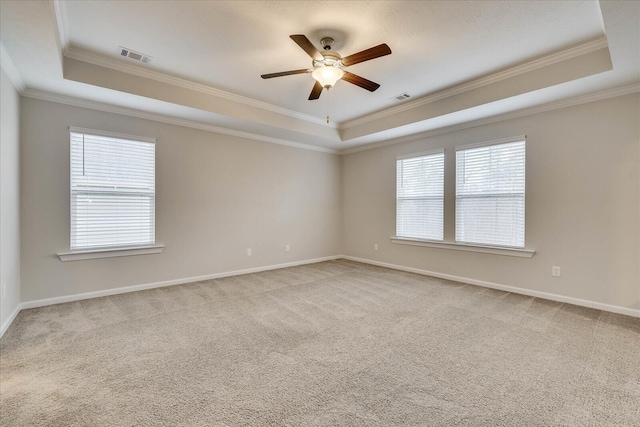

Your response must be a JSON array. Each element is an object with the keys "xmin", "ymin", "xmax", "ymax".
[
  {"xmin": 312, "ymin": 65, "xmax": 344, "ymax": 88},
  {"xmin": 262, "ymin": 34, "xmax": 391, "ymax": 99}
]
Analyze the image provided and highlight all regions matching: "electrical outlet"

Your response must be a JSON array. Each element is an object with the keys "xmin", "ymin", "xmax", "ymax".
[
  {"xmin": 552, "ymin": 266, "xmax": 561, "ymax": 277},
  {"xmin": 247, "ymin": 248, "xmax": 252, "ymax": 256},
  {"xmin": 374, "ymin": 243, "xmax": 379, "ymax": 251},
  {"xmin": 285, "ymin": 244, "xmax": 290, "ymax": 252}
]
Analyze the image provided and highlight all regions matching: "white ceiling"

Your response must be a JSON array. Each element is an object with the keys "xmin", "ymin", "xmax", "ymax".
[
  {"xmin": 1, "ymin": 1, "xmax": 638, "ymax": 152},
  {"xmin": 62, "ymin": 0, "xmax": 605, "ymax": 121}
]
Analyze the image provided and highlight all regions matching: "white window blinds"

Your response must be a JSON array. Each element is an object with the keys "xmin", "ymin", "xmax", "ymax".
[
  {"xmin": 70, "ymin": 129, "xmax": 156, "ymax": 250},
  {"xmin": 396, "ymin": 151, "xmax": 444, "ymax": 241},
  {"xmin": 456, "ymin": 139, "xmax": 525, "ymax": 248}
]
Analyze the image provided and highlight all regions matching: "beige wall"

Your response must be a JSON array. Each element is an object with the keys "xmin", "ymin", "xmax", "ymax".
[
  {"xmin": 1, "ymin": 66, "xmax": 21, "ymax": 330},
  {"xmin": 343, "ymin": 94, "xmax": 640, "ymax": 310},
  {"xmin": 15, "ymin": 92, "xmax": 640, "ymax": 312},
  {"xmin": 20, "ymin": 98, "xmax": 342, "ymax": 302}
]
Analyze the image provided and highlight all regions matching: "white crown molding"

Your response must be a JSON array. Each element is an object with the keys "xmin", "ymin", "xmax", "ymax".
[
  {"xmin": 50, "ymin": 0, "xmax": 68, "ymax": 65},
  {"xmin": 63, "ymin": 47, "xmax": 337, "ymax": 129},
  {"xmin": 50, "ymin": 1, "xmax": 612, "ymax": 137},
  {"xmin": 62, "ymin": 37, "xmax": 609, "ymax": 133},
  {"xmin": 340, "ymin": 82, "xmax": 640, "ymax": 155},
  {"xmin": 0, "ymin": 43, "xmax": 25, "ymax": 93},
  {"xmin": 20, "ymin": 82, "xmax": 638, "ymax": 157},
  {"xmin": 51, "ymin": 1, "xmax": 334, "ymax": 129},
  {"xmin": 22, "ymin": 88, "xmax": 339, "ymax": 154},
  {"xmin": 339, "ymin": 37, "xmax": 610, "ymax": 130}
]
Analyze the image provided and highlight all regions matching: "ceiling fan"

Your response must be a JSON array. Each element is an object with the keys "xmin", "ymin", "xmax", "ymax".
[{"xmin": 261, "ymin": 35, "xmax": 392, "ymax": 100}]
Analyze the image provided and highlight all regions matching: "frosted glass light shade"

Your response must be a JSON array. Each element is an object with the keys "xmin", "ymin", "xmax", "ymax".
[{"xmin": 312, "ymin": 66, "xmax": 344, "ymax": 88}]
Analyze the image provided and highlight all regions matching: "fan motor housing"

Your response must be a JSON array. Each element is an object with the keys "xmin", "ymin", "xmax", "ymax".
[{"xmin": 314, "ymin": 51, "xmax": 342, "ymax": 68}]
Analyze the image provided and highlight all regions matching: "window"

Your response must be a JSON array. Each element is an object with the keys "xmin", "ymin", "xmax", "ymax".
[
  {"xmin": 455, "ymin": 138, "xmax": 525, "ymax": 248},
  {"xmin": 396, "ymin": 150, "xmax": 444, "ymax": 241},
  {"xmin": 70, "ymin": 128, "xmax": 156, "ymax": 250}
]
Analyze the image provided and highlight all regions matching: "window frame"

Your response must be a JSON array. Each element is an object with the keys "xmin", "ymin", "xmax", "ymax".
[
  {"xmin": 58, "ymin": 127, "xmax": 163, "ymax": 261},
  {"xmin": 395, "ymin": 149, "xmax": 445, "ymax": 242},
  {"xmin": 391, "ymin": 136, "xmax": 534, "ymax": 258},
  {"xmin": 455, "ymin": 136, "xmax": 526, "ymax": 249}
]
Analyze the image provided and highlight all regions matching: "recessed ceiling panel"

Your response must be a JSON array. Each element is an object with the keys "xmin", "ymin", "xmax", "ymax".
[{"xmin": 62, "ymin": 1, "xmax": 605, "ymax": 123}]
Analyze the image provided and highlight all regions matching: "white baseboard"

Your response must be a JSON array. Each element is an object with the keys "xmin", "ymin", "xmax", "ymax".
[
  {"xmin": 3, "ymin": 253, "xmax": 638, "ymax": 338},
  {"xmin": 2, "ymin": 255, "xmax": 338, "ymax": 337},
  {"xmin": 341, "ymin": 255, "xmax": 640, "ymax": 318},
  {"xmin": 20, "ymin": 255, "xmax": 341, "ymax": 310},
  {"xmin": 1, "ymin": 304, "xmax": 22, "ymax": 338}
]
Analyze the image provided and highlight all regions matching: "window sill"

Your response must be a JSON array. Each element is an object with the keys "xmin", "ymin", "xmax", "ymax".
[
  {"xmin": 390, "ymin": 237, "xmax": 535, "ymax": 258},
  {"xmin": 57, "ymin": 245, "xmax": 165, "ymax": 262}
]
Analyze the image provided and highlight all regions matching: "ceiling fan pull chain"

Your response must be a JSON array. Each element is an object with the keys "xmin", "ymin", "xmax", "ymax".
[{"xmin": 324, "ymin": 87, "xmax": 330, "ymax": 124}]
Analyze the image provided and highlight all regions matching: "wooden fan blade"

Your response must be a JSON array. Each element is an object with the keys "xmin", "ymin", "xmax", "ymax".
[
  {"xmin": 261, "ymin": 69, "xmax": 311, "ymax": 79},
  {"xmin": 341, "ymin": 72, "xmax": 380, "ymax": 92},
  {"xmin": 290, "ymin": 35, "xmax": 324, "ymax": 61},
  {"xmin": 308, "ymin": 81, "xmax": 323, "ymax": 100},
  {"xmin": 341, "ymin": 44, "xmax": 392, "ymax": 67}
]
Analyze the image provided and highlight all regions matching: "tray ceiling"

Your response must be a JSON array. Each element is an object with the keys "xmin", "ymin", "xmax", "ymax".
[{"xmin": 1, "ymin": 1, "xmax": 638, "ymax": 152}]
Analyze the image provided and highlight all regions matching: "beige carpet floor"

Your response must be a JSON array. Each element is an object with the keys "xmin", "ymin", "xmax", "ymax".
[{"xmin": 1, "ymin": 260, "xmax": 639, "ymax": 426}]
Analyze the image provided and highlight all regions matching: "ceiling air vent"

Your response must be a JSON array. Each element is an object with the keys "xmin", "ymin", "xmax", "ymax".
[
  {"xmin": 119, "ymin": 46, "xmax": 152, "ymax": 64},
  {"xmin": 391, "ymin": 92, "xmax": 411, "ymax": 101}
]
